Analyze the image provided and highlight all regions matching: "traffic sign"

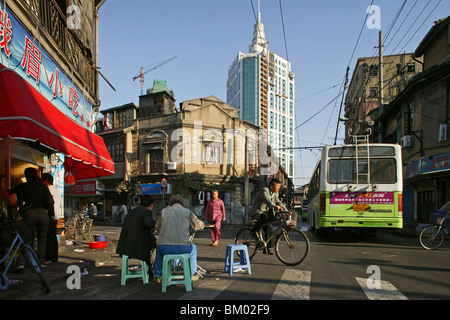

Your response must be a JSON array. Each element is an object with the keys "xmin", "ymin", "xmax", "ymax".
[{"xmin": 161, "ymin": 178, "xmax": 168, "ymax": 191}]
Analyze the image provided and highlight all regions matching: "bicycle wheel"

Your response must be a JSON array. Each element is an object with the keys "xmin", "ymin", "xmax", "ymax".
[
  {"xmin": 65, "ymin": 221, "xmax": 77, "ymax": 240},
  {"xmin": 22, "ymin": 245, "xmax": 51, "ymax": 293},
  {"xmin": 81, "ymin": 221, "xmax": 93, "ymax": 241},
  {"xmin": 234, "ymin": 227, "xmax": 259, "ymax": 259},
  {"xmin": 275, "ymin": 228, "xmax": 310, "ymax": 266},
  {"xmin": 419, "ymin": 225, "xmax": 445, "ymax": 250}
]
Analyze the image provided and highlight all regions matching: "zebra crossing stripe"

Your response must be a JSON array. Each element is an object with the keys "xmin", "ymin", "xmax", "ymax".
[
  {"xmin": 356, "ymin": 277, "xmax": 408, "ymax": 300},
  {"xmin": 178, "ymin": 278, "xmax": 234, "ymax": 300},
  {"xmin": 271, "ymin": 269, "xmax": 311, "ymax": 300}
]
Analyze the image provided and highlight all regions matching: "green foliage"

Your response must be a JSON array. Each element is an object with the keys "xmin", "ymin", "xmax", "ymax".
[{"xmin": 172, "ymin": 174, "xmax": 232, "ymax": 194}]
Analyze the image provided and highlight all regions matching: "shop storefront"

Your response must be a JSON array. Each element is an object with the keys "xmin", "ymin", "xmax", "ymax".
[
  {"xmin": 404, "ymin": 153, "xmax": 450, "ymax": 231},
  {"xmin": 66, "ymin": 180, "xmax": 106, "ymax": 218},
  {"xmin": 0, "ymin": 64, "xmax": 114, "ymax": 220},
  {"xmin": 0, "ymin": 3, "xmax": 114, "ymax": 220},
  {"xmin": 0, "ymin": 2, "xmax": 114, "ymax": 222}
]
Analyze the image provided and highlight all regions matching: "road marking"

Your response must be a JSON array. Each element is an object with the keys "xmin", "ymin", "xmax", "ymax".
[
  {"xmin": 271, "ymin": 269, "xmax": 311, "ymax": 300},
  {"xmin": 178, "ymin": 278, "xmax": 234, "ymax": 300},
  {"xmin": 356, "ymin": 277, "xmax": 408, "ymax": 300}
]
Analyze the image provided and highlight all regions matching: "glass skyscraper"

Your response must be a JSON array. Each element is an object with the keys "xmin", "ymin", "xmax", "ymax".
[{"xmin": 227, "ymin": 7, "xmax": 295, "ymax": 180}]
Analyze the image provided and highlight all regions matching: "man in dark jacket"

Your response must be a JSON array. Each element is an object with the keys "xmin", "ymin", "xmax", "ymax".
[
  {"xmin": 116, "ymin": 196, "xmax": 156, "ymax": 276},
  {"xmin": 9, "ymin": 167, "xmax": 54, "ymax": 268}
]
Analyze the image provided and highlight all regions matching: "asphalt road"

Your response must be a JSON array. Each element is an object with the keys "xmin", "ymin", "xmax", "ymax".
[{"xmin": 21, "ymin": 223, "xmax": 450, "ymax": 301}]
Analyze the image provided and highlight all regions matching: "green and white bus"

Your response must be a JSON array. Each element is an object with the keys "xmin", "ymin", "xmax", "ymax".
[{"xmin": 307, "ymin": 142, "xmax": 403, "ymax": 236}]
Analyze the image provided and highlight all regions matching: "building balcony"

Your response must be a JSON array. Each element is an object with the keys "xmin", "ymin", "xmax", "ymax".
[
  {"xmin": 18, "ymin": 0, "xmax": 98, "ymax": 100},
  {"xmin": 139, "ymin": 161, "xmax": 165, "ymax": 175}
]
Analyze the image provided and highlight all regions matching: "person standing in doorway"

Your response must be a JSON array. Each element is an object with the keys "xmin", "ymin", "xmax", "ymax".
[
  {"xmin": 41, "ymin": 173, "xmax": 61, "ymax": 264},
  {"xmin": 204, "ymin": 190, "xmax": 226, "ymax": 246}
]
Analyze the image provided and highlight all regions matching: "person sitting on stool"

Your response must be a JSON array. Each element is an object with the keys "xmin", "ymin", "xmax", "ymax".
[{"xmin": 153, "ymin": 195, "xmax": 204, "ymax": 283}]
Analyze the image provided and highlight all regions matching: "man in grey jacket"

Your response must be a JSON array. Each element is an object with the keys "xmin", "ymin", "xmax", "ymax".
[
  {"xmin": 153, "ymin": 195, "xmax": 204, "ymax": 282},
  {"xmin": 247, "ymin": 178, "xmax": 287, "ymax": 254}
]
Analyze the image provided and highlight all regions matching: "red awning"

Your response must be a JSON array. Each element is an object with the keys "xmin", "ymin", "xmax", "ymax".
[{"xmin": 0, "ymin": 64, "xmax": 114, "ymax": 181}]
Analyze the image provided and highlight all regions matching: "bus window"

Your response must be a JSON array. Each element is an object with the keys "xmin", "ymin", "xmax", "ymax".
[{"xmin": 328, "ymin": 158, "xmax": 397, "ymax": 184}]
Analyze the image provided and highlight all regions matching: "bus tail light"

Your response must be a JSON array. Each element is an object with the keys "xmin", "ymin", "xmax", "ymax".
[
  {"xmin": 320, "ymin": 193, "xmax": 326, "ymax": 215},
  {"xmin": 398, "ymin": 194, "xmax": 403, "ymax": 215}
]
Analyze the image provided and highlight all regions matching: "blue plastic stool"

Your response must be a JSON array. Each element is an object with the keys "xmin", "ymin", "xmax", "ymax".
[
  {"xmin": 224, "ymin": 244, "xmax": 252, "ymax": 276},
  {"xmin": 121, "ymin": 254, "xmax": 149, "ymax": 285},
  {"xmin": 162, "ymin": 253, "xmax": 193, "ymax": 292}
]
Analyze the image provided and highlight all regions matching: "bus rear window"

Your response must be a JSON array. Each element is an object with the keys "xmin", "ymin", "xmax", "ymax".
[
  {"xmin": 328, "ymin": 146, "xmax": 395, "ymax": 157},
  {"xmin": 327, "ymin": 158, "xmax": 397, "ymax": 184}
]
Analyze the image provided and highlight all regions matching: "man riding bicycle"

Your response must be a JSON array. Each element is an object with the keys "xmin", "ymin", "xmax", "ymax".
[{"xmin": 247, "ymin": 178, "xmax": 294, "ymax": 255}]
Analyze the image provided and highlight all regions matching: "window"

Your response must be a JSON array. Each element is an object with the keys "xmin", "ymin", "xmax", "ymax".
[
  {"xmin": 369, "ymin": 87, "xmax": 378, "ymax": 97},
  {"xmin": 447, "ymin": 83, "xmax": 450, "ymax": 121},
  {"xmin": 407, "ymin": 63, "xmax": 416, "ymax": 73},
  {"xmin": 107, "ymin": 137, "xmax": 125, "ymax": 162},
  {"xmin": 370, "ymin": 65, "xmax": 379, "ymax": 77},
  {"xmin": 327, "ymin": 158, "xmax": 397, "ymax": 184},
  {"xmin": 270, "ymin": 111, "xmax": 274, "ymax": 129},
  {"xmin": 115, "ymin": 112, "xmax": 127, "ymax": 128},
  {"xmin": 205, "ymin": 145, "xmax": 220, "ymax": 164},
  {"xmin": 404, "ymin": 101, "xmax": 415, "ymax": 135}
]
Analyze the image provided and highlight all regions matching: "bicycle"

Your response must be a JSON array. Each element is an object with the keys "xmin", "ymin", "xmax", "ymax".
[
  {"xmin": 0, "ymin": 209, "xmax": 51, "ymax": 292},
  {"xmin": 65, "ymin": 211, "xmax": 93, "ymax": 241},
  {"xmin": 419, "ymin": 211, "xmax": 449, "ymax": 250},
  {"xmin": 234, "ymin": 211, "xmax": 310, "ymax": 266}
]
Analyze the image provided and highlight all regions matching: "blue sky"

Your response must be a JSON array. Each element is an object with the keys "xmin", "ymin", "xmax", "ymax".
[{"xmin": 97, "ymin": 0, "xmax": 450, "ymax": 187}]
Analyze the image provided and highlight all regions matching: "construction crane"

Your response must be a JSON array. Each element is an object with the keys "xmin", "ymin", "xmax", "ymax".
[{"xmin": 132, "ymin": 56, "xmax": 177, "ymax": 95}]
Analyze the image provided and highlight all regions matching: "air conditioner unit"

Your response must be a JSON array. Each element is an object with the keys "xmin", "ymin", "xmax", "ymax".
[
  {"xmin": 166, "ymin": 162, "xmax": 177, "ymax": 170},
  {"xmin": 401, "ymin": 135, "xmax": 413, "ymax": 148},
  {"xmin": 438, "ymin": 124, "xmax": 447, "ymax": 142}
]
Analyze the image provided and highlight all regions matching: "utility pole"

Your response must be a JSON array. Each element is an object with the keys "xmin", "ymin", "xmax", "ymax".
[
  {"xmin": 334, "ymin": 66, "xmax": 349, "ymax": 145},
  {"xmin": 378, "ymin": 30, "xmax": 383, "ymax": 143}
]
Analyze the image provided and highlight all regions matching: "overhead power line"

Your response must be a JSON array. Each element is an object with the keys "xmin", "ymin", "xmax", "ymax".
[
  {"xmin": 279, "ymin": 0, "xmax": 289, "ymax": 61},
  {"xmin": 294, "ymin": 91, "xmax": 342, "ymax": 130}
]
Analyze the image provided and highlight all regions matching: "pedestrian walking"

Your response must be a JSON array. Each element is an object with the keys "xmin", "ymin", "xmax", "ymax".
[{"xmin": 204, "ymin": 190, "xmax": 226, "ymax": 246}]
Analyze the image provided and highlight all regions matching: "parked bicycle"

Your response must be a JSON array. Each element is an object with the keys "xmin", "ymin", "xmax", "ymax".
[
  {"xmin": 65, "ymin": 211, "xmax": 93, "ymax": 241},
  {"xmin": 419, "ymin": 211, "xmax": 449, "ymax": 250},
  {"xmin": 234, "ymin": 211, "xmax": 310, "ymax": 266},
  {"xmin": 0, "ymin": 208, "xmax": 51, "ymax": 292}
]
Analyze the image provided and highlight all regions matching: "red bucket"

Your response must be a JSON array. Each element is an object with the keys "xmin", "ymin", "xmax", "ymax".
[{"xmin": 88, "ymin": 241, "xmax": 107, "ymax": 249}]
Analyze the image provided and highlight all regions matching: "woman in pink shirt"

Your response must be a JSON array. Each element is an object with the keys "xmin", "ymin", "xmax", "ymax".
[{"xmin": 204, "ymin": 190, "xmax": 226, "ymax": 246}]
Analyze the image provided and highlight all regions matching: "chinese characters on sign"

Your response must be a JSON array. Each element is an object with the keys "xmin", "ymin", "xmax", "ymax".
[
  {"xmin": 21, "ymin": 36, "xmax": 42, "ymax": 84},
  {"xmin": 0, "ymin": 4, "xmax": 93, "ymax": 129},
  {"xmin": 0, "ymin": 6, "xmax": 12, "ymax": 57},
  {"xmin": 330, "ymin": 192, "xmax": 395, "ymax": 205}
]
